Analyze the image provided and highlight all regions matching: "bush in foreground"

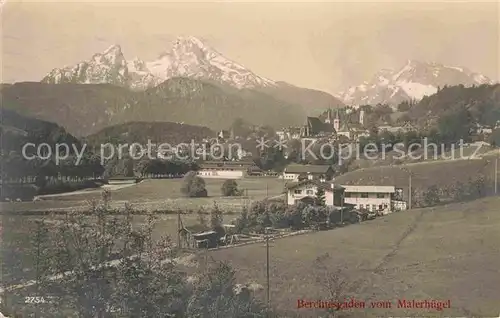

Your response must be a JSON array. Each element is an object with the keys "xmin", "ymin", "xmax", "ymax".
[
  {"xmin": 221, "ymin": 179, "xmax": 243, "ymax": 196},
  {"xmin": 181, "ymin": 171, "xmax": 208, "ymax": 197}
]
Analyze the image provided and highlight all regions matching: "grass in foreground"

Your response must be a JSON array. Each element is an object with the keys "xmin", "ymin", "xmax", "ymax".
[
  {"xmin": 1, "ymin": 210, "xmax": 239, "ymax": 286},
  {"xmin": 208, "ymin": 196, "xmax": 500, "ymax": 317}
]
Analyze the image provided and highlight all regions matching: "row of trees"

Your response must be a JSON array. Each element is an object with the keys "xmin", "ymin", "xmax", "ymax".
[
  {"xmin": 1, "ymin": 153, "xmax": 104, "ymax": 185},
  {"xmin": 233, "ymin": 197, "xmax": 352, "ymax": 234}
]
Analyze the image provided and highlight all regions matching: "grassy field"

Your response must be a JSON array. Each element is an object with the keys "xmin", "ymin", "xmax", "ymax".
[
  {"xmin": 336, "ymin": 157, "xmax": 498, "ymax": 203},
  {"xmin": 3, "ymin": 193, "xmax": 500, "ymax": 317},
  {"xmin": 1, "ymin": 176, "xmax": 283, "ymax": 289},
  {"xmin": 0, "ymin": 177, "xmax": 286, "ymax": 213},
  {"xmin": 348, "ymin": 144, "xmax": 496, "ymax": 171},
  {"xmin": 207, "ymin": 196, "xmax": 500, "ymax": 317},
  {"xmin": 0, "ymin": 177, "xmax": 281, "ymax": 287}
]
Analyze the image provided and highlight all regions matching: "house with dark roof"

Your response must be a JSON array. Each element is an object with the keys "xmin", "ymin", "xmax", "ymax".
[
  {"xmin": 282, "ymin": 164, "xmax": 334, "ymax": 182},
  {"xmin": 300, "ymin": 116, "xmax": 335, "ymax": 138},
  {"xmin": 285, "ymin": 179, "xmax": 345, "ymax": 206}
]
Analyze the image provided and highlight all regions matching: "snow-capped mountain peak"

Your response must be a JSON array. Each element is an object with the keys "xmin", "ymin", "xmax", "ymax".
[
  {"xmin": 103, "ymin": 44, "xmax": 123, "ymax": 55},
  {"xmin": 42, "ymin": 36, "xmax": 276, "ymax": 90},
  {"xmin": 338, "ymin": 60, "xmax": 494, "ymax": 106},
  {"xmin": 42, "ymin": 43, "xmax": 128, "ymax": 86}
]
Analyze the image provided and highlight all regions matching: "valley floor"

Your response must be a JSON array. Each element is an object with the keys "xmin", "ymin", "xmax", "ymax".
[
  {"xmin": 0, "ymin": 177, "xmax": 285, "ymax": 213},
  {"xmin": 208, "ymin": 196, "xmax": 500, "ymax": 317},
  {"xmin": 2, "ymin": 177, "xmax": 500, "ymax": 317}
]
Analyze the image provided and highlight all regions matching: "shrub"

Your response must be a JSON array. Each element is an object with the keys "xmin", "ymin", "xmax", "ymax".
[
  {"xmin": 181, "ymin": 171, "xmax": 208, "ymax": 197},
  {"xmin": 467, "ymin": 175, "xmax": 487, "ymax": 200},
  {"xmin": 234, "ymin": 209, "xmax": 250, "ymax": 234},
  {"xmin": 302, "ymin": 205, "xmax": 328, "ymax": 227},
  {"xmin": 210, "ymin": 202, "xmax": 225, "ymax": 237},
  {"xmin": 423, "ymin": 185, "xmax": 440, "ymax": 207},
  {"xmin": 221, "ymin": 179, "xmax": 242, "ymax": 196},
  {"xmin": 314, "ymin": 188, "xmax": 326, "ymax": 206}
]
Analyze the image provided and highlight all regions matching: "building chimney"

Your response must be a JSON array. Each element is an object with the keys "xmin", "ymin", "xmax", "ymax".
[{"xmin": 359, "ymin": 110, "xmax": 365, "ymax": 126}]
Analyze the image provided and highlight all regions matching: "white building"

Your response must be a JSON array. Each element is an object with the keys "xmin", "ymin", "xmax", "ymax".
[
  {"xmin": 197, "ymin": 161, "xmax": 255, "ymax": 179},
  {"xmin": 197, "ymin": 169, "xmax": 244, "ymax": 179},
  {"xmin": 282, "ymin": 164, "xmax": 334, "ymax": 182},
  {"xmin": 342, "ymin": 185, "xmax": 396, "ymax": 214},
  {"xmin": 392, "ymin": 200, "xmax": 407, "ymax": 211},
  {"xmin": 286, "ymin": 180, "xmax": 345, "ymax": 207},
  {"xmin": 276, "ymin": 131, "xmax": 286, "ymax": 140}
]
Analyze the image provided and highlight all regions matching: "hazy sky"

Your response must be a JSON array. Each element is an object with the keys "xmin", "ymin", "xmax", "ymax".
[{"xmin": 1, "ymin": 0, "xmax": 499, "ymax": 94}]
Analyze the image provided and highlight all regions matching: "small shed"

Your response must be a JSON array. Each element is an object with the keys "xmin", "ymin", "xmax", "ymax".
[{"xmin": 192, "ymin": 230, "xmax": 220, "ymax": 249}]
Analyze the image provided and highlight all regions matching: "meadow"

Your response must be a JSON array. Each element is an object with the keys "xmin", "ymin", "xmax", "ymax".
[
  {"xmin": 0, "ymin": 177, "xmax": 284, "ymax": 287},
  {"xmin": 0, "ymin": 177, "xmax": 286, "ymax": 213},
  {"xmin": 2, "ymin": 175, "xmax": 500, "ymax": 317},
  {"xmin": 208, "ymin": 196, "xmax": 500, "ymax": 317},
  {"xmin": 336, "ymin": 156, "xmax": 499, "ymax": 205},
  {"xmin": 347, "ymin": 144, "xmax": 496, "ymax": 170}
]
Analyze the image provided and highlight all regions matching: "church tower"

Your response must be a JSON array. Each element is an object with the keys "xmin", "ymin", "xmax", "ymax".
[
  {"xmin": 333, "ymin": 110, "xmax": 340, "ymax": 132},
  {"xmin": 325, "ymin": 109, "xmax": 332, "ymax": 124},
  {"xmin": 359, "ymin": 109, "xmax": 365, "ymax": 126}
]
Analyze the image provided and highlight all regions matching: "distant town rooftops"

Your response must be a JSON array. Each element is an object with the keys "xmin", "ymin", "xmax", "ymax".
[{"xmin": 284, "ymin": 164, "xmax": 333, "ymax": 174}]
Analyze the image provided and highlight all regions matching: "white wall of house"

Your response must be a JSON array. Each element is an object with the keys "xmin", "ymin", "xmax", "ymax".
[
  {"xmin": 197, "ymin": 170, "xmax": 244, "ymax": 179},
  {"xmin": 287, "ymin": 184, "xmax": 334, "ymax": 206},
  {"xmin": 392, "ymin": 200, "xmax": 407, "ymax": 211},
  {"xmin": 343, "ymin": 186, "xmax": 394, "ymax": 212},
  {"xmin": 337, "ymin": 131, "xmax": 351, "ymax": 139},
  {"xmin": 283, "ymin": 173, "xmax": 300, "ymax": 181},
  {"xmin": 344, "ymin": 192, "xmax": 392, "ymax": 212},
  {"xmin": 283, "ymin": 172, "xmax": 326, "ymax": 182}
]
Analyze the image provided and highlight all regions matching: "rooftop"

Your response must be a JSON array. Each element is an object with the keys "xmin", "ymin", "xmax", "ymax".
[
  {"xmin": 286, "ymin": 179, "xmax": 344, "ymax": 191},
  {"xmin": 342, "ymin": 185, "xmax": 396, "ymax": 193},
  {"xmin": 305, "ymin": 116, "xmax": 334, "ymax": 135},
  {"xmin": 284, "ymin": 164, "xmax": 333, "ymax": 174}
]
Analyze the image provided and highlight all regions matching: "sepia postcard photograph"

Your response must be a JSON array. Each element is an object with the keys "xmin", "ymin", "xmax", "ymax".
[{"xmin": 0, "ymin": 0, "xmax": 499, "ymax": 317}]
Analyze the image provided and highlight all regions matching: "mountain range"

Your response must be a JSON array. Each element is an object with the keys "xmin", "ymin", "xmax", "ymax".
[
  {"xmin": 0, "ymin": 79, "xmax": 309, "ymax": 136},
  {"xmin": 337, "ymin": 60, "xmax": 495, "ymax": 107},
  {"xmin": 41, "ymin": 36, "xmax": 344, "ymax": 114},
  {"xmin": 5, "ymin": 36, "xmax": 496, "ymax": 137}
]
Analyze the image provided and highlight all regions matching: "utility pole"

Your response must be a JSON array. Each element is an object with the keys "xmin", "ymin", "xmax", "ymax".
[
  {"xmin": 408, "ymin": 173, "xmax": 412, "ymax": 210},
  {"xmin": 495, "ymin": 157, "xmax": 498, "ymax": 195},
  {"xmin": 265, "ymin": 228, "xmax": 270, "ymax": 314},
  {"xmin": 266, "ymin": 183, "xmax": 269, "ymax": 197},
  {"xmin": 340, "ymin": 192, "xmax": 344, "ymax": 224},
  {"xmin": 34, "ymin": 221, "xmax": 42, "ymax": 318},
  {"xmin": 177, "ymin": 210, "xmax": 181, "ymax": 249}
]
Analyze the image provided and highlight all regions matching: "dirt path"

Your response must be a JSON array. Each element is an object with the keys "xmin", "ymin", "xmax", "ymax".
[{"xmin": 37, "ymin": 182, "xmax": 141, "ymax": 199}]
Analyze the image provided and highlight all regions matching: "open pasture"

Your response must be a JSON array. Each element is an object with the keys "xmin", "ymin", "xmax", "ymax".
[
  {"xmin": 337, "ymin": 157, "xmax": 498, "ymax": 200},
  {"xmin": 0, "ymin": 177, "xmax": 286, "ymax": 213},
  {"xmin": 208, "ymin": 196, "xmax": 500, "ymax": 317}
]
